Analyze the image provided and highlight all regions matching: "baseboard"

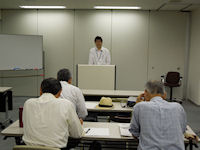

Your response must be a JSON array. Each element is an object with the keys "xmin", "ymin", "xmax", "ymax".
[{"xmin": 187, "ymin": 98, "xmax": 200, "ymax": 106}]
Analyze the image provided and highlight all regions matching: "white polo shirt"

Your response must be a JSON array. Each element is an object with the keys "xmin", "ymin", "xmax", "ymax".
[
  {"xmin": 88, "ymin": 47, "xmax": 111, "ymax": 65},
  {"xmin": 60, "ymin": 81, "xmax": 88, "ymax": 119},
  {"xmin": 23, "ymin": 93, "xmax": 83, "ymax": 148}
]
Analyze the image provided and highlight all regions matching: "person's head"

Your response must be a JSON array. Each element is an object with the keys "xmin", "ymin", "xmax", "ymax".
[
  {"xmin": 40, "ymin": 78, "xmax": 62, "ymax": 98},
  {"xmin": 94, "ymin": 36, "xmax": 103, "ymax": 50},
  {"xmin": 57, "ymin": 68, "xmax": 72, "ymax": 84},
  {"xmin": 144, "ymin": 80, "xmax": 166, "ymax": 101}
]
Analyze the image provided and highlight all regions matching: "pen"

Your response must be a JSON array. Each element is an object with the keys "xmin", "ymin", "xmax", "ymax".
[{"xmin": 86, "ymin": 128, "xmax": 91, "ymax": 134}]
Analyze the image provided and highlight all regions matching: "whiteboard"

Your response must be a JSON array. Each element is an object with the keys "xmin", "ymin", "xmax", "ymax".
[
  {"xmin": 0, "ymin": 34, "xmax": 43, "ymax": 70},
  {"xmin": 77, "ymin": 64, "xmax": 116, "ymax": 90}
]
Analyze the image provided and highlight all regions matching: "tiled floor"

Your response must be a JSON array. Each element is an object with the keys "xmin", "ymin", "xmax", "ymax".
[{"xmin": 0, "ymin": 97, "xmax": 199, "ymax": 150}]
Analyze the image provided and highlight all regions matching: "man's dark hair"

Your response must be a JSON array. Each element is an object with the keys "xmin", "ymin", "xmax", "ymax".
[
  {"xmin": 94, "ymin": 36, "xmax": 103, "ymax": 42},
  {"xmin": 41, "ymin": 78, "xmax": 61, "ymax": 95},
  {"xmin": 57, "ymin": 68, "xmax": 72, "ymax": 82}
]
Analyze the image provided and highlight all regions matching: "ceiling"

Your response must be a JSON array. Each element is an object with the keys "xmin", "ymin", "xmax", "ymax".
[{"xmin": 0, "ymin": 0, "xmax": 199, "ymax": 11}]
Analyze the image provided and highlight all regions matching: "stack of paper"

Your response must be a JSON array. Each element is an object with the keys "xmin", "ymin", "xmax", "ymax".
[
  {"xmin": 84, "ymin": 128, "xmax": 110, "ymax": 136},
  {"xmin": 119, "ymin": 123, "xmax": 132, "ymax": 137},
  {"xmin": 86, "ymin": 102, "xmax": 97, "ymax": 109}
]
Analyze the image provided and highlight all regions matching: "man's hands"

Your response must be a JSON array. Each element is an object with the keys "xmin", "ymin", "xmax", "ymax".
[
  {"xmin": 80, "ymin": 119, "xmax": 83, "ymax": 125},
  {"xmin": 184, "ymin": 132, "xmax": 199, "ymax": 142},
  {"xmin": 136, "ymin": 93, "xmax": 145, "ymax": 103}
]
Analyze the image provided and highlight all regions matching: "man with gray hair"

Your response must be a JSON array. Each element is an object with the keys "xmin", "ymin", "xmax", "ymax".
[{"xmin": 129, "ymin": 80, "xmax": 187, "ymax": 150}]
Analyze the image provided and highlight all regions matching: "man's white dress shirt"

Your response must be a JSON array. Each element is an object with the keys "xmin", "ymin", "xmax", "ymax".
[
  {"xmin": 60, "ymin": 81, "xmax": 88, "ymax": 119},
  {"xmin": 23, "ymin": 93, "xmax": 83, "ymax": 148},
  {"xmin": 88, "ymin": 47, "xmax": 111, "ymax": 65}
]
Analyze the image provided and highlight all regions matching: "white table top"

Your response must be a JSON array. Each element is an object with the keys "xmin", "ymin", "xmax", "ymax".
[
  {"xmin": 1, "ymin": 120, "xmax": 199, "ymax": 143},
  {"xmin": 86, "ymin": 101, "xmax": 133, "ymax": 113},
  {"xmin": 0, "ymin": 87, "xmax": 12, "ymax": 93},
  {"xmin": 82, "ymin": 89, "xmax": 143, "ymax": 97},
  {"xmin": 1, "ymin": 120, "xmax": 131, "ymax": 141}
]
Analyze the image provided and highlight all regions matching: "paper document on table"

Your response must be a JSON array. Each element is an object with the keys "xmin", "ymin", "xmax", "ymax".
[
  {"xmin": 84, "ymin": 128, "xmax": 109, "ymax": 136},
  {"xmin": 119, "ymin": 123, "xmax": 132, "ymax": 137},
  {"xmin": 86, "ymin": 102, "xmax": 97, "ymax": 109}
]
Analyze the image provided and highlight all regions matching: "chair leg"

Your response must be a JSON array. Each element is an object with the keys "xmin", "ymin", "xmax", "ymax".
[{"xmin": 170, "ymin": 87, "xmax": 173, "ymax": 100}]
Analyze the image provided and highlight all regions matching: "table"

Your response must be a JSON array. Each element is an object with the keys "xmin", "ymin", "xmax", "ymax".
[
  {"xmin": 1, "ymin": 121, "xmax": 132, "ymax": 141},
  {"xmin": 82, "ymin": 89, "xmax": 143, "ymax": 102},
  {"xmin": 85, "ymin": 101, "xmax": 133, "ymax": 122},
  {"xmin": 86, "ymin": 101, "xmax": 132, "ymax": 113},
  {"xmin": 1, "ymin": 121, "xmax": 199, "ymax": 150},
  {"xmin": 82, "ymin": 89, "xmax": 143, "ymax": 98},
  {"xmin": 0, "ymin": 87, "xmax": 12, "ymax": 93},
  {"xmin": 0, "ymin": 87, "xmax": 13, "ymax": 129}
]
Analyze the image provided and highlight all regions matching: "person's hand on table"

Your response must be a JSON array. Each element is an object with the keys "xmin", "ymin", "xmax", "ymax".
[
  {"xmin": 136, "ymin": 93, "xmax": 145, "ymax": 103},
  {"xmin": 80, "ymin": 119, "xmax": 83, "ymax": 125}
]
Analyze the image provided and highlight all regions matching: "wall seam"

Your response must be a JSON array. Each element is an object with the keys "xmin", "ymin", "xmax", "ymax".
[
  {"xmin": 36, "ymin": 9, "xmax": 39, "ymax": 96},
  {"xmin": 110, "ymin": 9, "xmax": 113, "ymax": 62},
  {"xmin": 73, "ymin": 9, "xmax": 76, "ymax": 85},
  {"xmin": 147, "ymin": 10, "xmax": 151, "ymax": 81},
  {"xmin": 183, "ymin": 12, "xmax": 191, "ymax": 100}
]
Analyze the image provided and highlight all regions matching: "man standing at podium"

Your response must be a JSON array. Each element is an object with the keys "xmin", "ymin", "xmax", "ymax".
[{"xmin": 88, "ymin": 36, "xmax": 111, "ymax": 65}]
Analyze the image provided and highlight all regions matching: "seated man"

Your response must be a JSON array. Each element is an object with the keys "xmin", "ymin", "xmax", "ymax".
[
  {"xmin": 23, "ymin": 78, "xmax": 83, "ymax": 150},
  {"xmin": 57, "ymin": 68, "xmax": 88, "ymax": 120},
  {"xmin": 129, "ymin": 80, "xmax": 187, "ymax": 150}
]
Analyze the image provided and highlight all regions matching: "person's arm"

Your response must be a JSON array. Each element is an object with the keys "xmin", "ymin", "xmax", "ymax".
[
  {"xmin": 129, "ymin": 104, "xmax": 140, "ymax": 138},
  {"xmin": 181, "ymin": 105, "xmax": 198, "ymax": 141},
  {"xmin": 67, "ymin": 102, "xmax": 84, "ymax": 138},
  {"xmin": 106, "ymin": 50, "xmax": 111, "ymax": 65},
  {"xmin": 178, "ymin": 104, "xmax": 187, "ymax": 133},
  {"xmin": 22, "ymin": 102, "xmax": 27, "ymax": 127},
  {"xmin": 76, "ymin": 89, "xmax": 88, "ymax": 119},
  {"xmin": 88, "ymin": 50, "xmax": 94, "ymax": 65}
]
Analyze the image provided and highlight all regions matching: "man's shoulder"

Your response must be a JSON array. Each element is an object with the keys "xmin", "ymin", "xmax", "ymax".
[
  {"xmin": 169, "ymin": 102, "xmax": 184, "ymax": 110},
  {"xmin": 61, "ymin": 81, "xmax": 80, "ymax": 91},
  {"xmin": 134, "ymin": 101, "xmax": 149, "ymax": 110},
  {"xmin": 24, "ymin": 98, "xmax": 38, "ymax": 105},
  {"xmin": 57, "ymin": 98, "xmax": 74, "ymax": 107},
  {"xmin": 67, "ymin": 83, "xmax": 81, "ymax": 92},
  {"xmin": 135, "ymin": 101, "xmax": 149, "ymax": 107},
  {"xmin": 90, "ymin": 47, "xmax": 96, "ymax": 52},
  {"xmin": 102, "ymin": 47, "xmax": 110, "ymax": 52}
]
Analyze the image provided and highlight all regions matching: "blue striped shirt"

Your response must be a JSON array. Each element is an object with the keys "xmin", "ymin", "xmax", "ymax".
[{"xmin": 129, "ymin": 96, "xmax": 187, "ymax": 150}]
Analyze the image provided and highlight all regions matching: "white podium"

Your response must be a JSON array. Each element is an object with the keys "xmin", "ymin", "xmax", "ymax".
[{"xmin": 77, "ymin": 64, "xmax": 116, "ymax": 90}]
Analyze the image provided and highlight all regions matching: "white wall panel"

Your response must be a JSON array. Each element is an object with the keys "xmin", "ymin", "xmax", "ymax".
[
  {"xmin": 112, "ymin": 10, "xmax": 149, "ymax": 90},
  {"xmin": 2, "ymin": 10, "xmax": 37, "ymax": 35},
  {"xmin": 188, "ymin": 9, "xmax": 200, "ymax": 105},
  {"xmin": 38, "ymin": 10, "xmax": 74, "ymax": 79}
]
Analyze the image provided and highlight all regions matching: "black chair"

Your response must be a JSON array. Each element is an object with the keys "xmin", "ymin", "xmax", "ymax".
[
  {"xmin": 161, "ymin": 72, "xmax": 182, "ymax": 103},
  {"xmin": 109, "ymin": 112, "xmax": 131, "ymax": 123},
  {"xmin": 0, "ymin": 91, "xmax": 13, "ymax": 129}
]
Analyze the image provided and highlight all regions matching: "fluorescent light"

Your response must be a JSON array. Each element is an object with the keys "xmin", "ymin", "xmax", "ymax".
[
  {"xmin": 94, "ymin": 6, "xmax": 141, "ymax": 10},
  {"xmin": 20, "ymin": 6, "xmax": 66, "ymax": 9}
]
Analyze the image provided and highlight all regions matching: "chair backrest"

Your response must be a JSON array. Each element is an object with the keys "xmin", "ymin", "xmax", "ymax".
[
  {"xmin": 13, "ymin": 145, "xmax": 60, "ymax": 150},
  {"xmin": 166, "ymin": 72, "xmax": 180, "ymax": 84}
]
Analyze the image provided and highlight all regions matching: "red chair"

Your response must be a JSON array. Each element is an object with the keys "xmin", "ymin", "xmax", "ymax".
[{"xmin": 161, "ymin": 72, "xmax": 182, "ymax": 101}]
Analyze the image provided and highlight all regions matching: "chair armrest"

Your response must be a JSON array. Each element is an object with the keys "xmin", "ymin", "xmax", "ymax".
[
  {"xmin": 161, "ymin": 75, "xmax": 165, "ymax": 83},
  {"xmin": 179, "ymin": 77, "xmax": 183, "ymax": 86}
]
